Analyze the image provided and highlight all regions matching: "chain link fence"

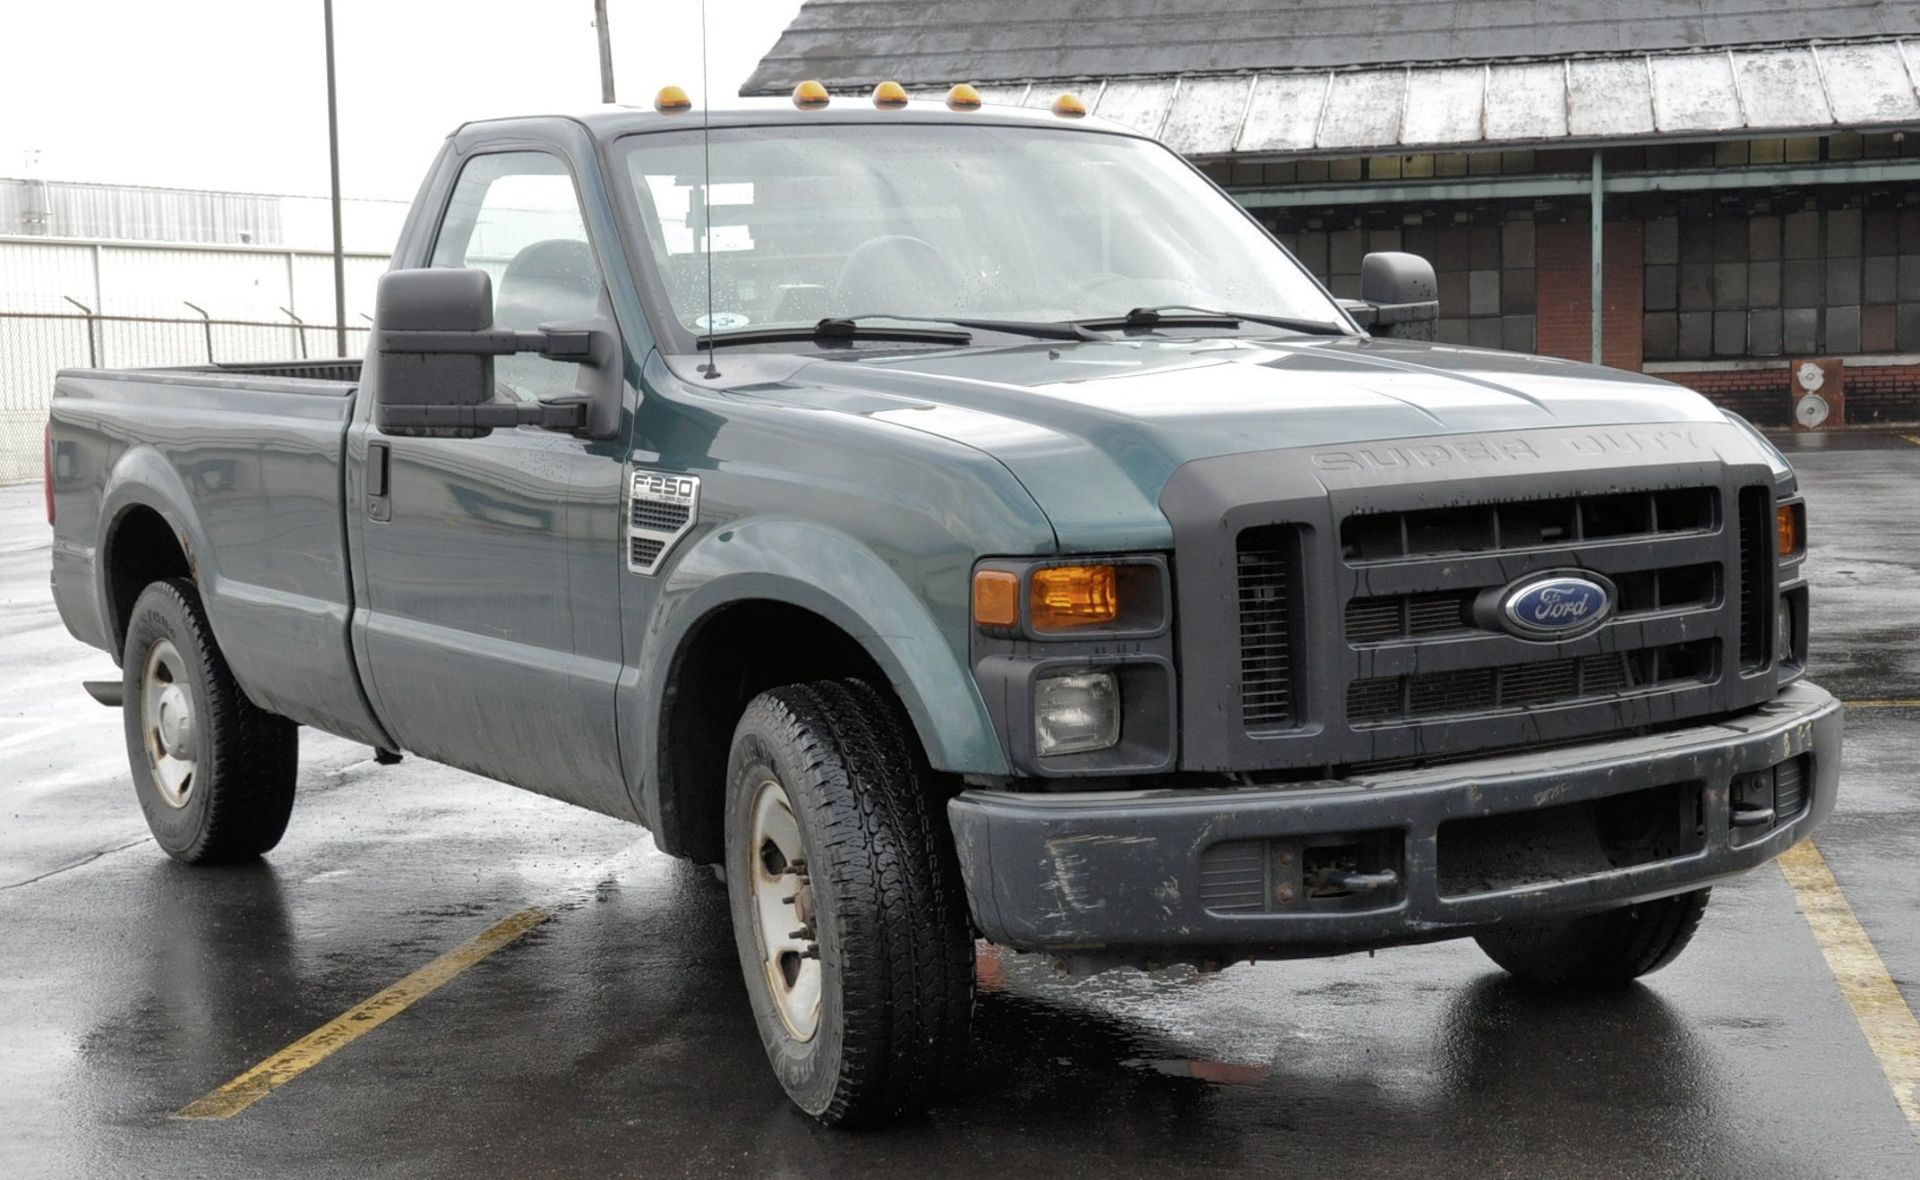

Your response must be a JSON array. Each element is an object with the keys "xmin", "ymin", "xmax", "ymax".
[{"xmin": 0, "ymin": 309, "xmax": 368, "ymax": 483}]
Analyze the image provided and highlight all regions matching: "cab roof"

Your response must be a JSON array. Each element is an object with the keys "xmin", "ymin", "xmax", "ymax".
[{"xmin": 454, "ymin": 95, "xmax": 1145, "ymax": 142}]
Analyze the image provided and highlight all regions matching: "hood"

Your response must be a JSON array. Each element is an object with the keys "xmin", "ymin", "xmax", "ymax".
[{"xmin": 704, "ymin": 335, "xmax": 1735, "ymax": 550}]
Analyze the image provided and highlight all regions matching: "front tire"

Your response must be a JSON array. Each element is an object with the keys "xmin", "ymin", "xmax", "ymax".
[
  {"xmin": 1474, "ymin": 888, "xmax": 1711, "ymax": 988},
  {"xmin": 122, "ymin": 578, "xmax": 298, "ymax": 864},
  {"xmin": 723, "ymin": 680, "xmax": 974, "ymax": 1125}
]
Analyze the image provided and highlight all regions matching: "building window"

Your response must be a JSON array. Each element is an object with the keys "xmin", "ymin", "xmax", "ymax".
[
  {"xmin": 1642, "ymin": 197, "xmax": 1920, "ymax": 361},
  {"xmin": 1276, "ymin": 212, "xmax": 1536, "ymax": 353}
]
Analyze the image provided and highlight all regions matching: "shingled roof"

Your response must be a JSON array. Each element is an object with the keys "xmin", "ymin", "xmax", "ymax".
[
  {"xmin": 743, "ymin": 0, "xmax": 1920, "ymax": 93},
  {"xmin": 744, "ymin": 1, "xmax": 1920, "ymax": 157}
]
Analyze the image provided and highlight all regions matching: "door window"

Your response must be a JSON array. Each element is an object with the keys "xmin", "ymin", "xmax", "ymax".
[{"xmin": 431, "ymin": 152, "xmax": 604, "ymax": 401}]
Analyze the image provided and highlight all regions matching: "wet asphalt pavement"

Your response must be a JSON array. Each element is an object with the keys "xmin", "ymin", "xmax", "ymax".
[{"xmin": 3, "ymin": 432, "xmax": 1919, "ymax": 1178}]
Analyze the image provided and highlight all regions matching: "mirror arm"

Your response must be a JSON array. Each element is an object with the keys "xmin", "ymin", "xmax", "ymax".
[
  {"xmin": 379, "ymin": 326, "xmax": 594, "ymax": 361},
  {"xmin": 377, "ymin": 398, "xmax": 588, "ymax": 432}
]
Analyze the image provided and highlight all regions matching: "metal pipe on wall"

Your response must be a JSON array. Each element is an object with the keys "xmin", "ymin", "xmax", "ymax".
[{"xmin": 1591, "ymin": 151, "xmax": 1604, "ymax": 365}]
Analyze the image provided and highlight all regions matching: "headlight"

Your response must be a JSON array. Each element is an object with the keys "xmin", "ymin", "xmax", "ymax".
[{"xmin": 1034, "ymin": 670, "xmax": 1120, "ymax": 756}]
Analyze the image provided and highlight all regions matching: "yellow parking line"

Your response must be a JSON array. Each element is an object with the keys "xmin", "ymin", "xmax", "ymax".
[
  {"xmin": 1901, "ymin": 434, "xmax": 1920, "ymax": 447},
  {"xmin": 176, "ymin": 905, "xmax": 551, "ymax": 1119},
  {"xmin": 1778, "ymin": 840, "xmax": 1920, "ymax": 1129}
]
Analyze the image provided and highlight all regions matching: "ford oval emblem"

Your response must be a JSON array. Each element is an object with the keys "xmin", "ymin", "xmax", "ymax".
[{"xmin": 1492, "ymin": 572, "xmax": 1614, "ymax": 641}]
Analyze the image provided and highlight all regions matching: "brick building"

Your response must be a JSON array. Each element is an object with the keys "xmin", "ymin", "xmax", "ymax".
[{"xmin": 747, "ymin": 0, "xmax": 1920, "ymax": 425}]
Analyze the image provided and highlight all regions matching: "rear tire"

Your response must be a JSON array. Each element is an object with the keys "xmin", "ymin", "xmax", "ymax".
[
  {"xmin": 122, "ymin": 578, "xmax": 298, "ymax": 864},
  {"xmin": 723, "ymin": 679, "xmax": 974, "ymax": 1125},
  {"xmin": 1474, "ymin": 888, "xmax": 1711, "ymax": 988}
]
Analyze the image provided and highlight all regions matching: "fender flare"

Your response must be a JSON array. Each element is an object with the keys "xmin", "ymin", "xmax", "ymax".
[
  {"xmin": 96, "ymin": 445, "xmax": 221, "ymax": 655},
  {"xmin": 624, "ymin": 518, "xmax": 1010, "ymax": 841}
]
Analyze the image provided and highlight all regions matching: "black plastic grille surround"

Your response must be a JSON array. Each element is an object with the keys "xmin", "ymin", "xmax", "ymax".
[{"xmin": 1232, "ymin": 478, "xmax": 1771, "ymax": 747}]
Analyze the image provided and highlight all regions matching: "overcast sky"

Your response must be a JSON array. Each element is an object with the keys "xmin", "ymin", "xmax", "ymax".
[{"xmin": 0, "ymin": 0, "xmax": 805, "ymax": 199}]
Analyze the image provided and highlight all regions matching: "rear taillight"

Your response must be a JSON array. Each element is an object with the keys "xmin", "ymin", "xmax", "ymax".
[{"xmin": 44, "ymin": 421, "xmax": 54, "ymax": 525}]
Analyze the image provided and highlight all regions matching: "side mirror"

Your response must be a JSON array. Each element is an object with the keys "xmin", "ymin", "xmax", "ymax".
[
  {"xmin": 371, "ymin": 268, "xmax": 618, "ymax": 439},
  {"xmin": 1344, "ymin": 251, "xmax": 1439, "ymax": 342}
]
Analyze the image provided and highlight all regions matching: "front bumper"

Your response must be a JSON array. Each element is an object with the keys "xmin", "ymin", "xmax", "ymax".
[{"xmin": 948, "ymin": 682, "xmax": 1841, "ymax": 958}]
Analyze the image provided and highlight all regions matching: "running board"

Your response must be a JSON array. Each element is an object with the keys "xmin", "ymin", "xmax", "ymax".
[{"xmin": 82, "ymin": 680, "xmax": 124, "ymax": 707}]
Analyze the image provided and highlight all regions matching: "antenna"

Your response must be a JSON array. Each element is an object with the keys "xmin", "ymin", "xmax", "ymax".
[{"xmin": 698, "ymin": 0, "xmax": 719, "ymax": 378}]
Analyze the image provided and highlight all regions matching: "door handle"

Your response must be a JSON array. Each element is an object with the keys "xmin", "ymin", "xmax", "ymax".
[{"xmin": 367, "ymin": 441, "xmax": 391, "ymax": 521}]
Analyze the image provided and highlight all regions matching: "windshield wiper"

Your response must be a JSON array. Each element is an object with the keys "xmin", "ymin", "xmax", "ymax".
[
  {"xmin": 697, "ymin": 318, "xmax": 973, "ymax": 349},
  {"xmin": 1073, "ymin": 305, "xmax": 1353, "ymax": 336},
  {"xmin": 834, "ymin": 313, "xmax": 1105, "ymax": 342}
]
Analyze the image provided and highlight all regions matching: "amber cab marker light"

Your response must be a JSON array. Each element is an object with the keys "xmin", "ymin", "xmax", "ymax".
[
  {"xmin": 1777, "ymin": 503, "xmax": 1802, "ymax": 557},
  {"xmin": 1051, "ymin": 92, "xmax": 1088, "ymax": 118},
  {"xmin": 872, "ymin": 80, "xmax": 909, "ymax": 109},
  {"xmin": 973, "ymin": 570, "xmax": 1020, "ymax": 628},
  {"xmin": 653, "ymin": 85, "xmax": 692, "ymax": 115},
  {"xmin": 946, "ymin": 83, "xmax": 983, "ymax": 111},
  {"xmin": 792, "ymin": 80, "xmax": 831, "ymax": 109},
  {"xmin": 1031, "ymin": 564, "xmax": 1119, "ymax": 629}
]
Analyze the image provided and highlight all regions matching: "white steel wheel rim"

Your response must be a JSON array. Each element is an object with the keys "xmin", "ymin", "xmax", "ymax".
[
  {"xmin": 141, "ymin": 639, "xmax": 197, "ymax": 809},
  {"xmin": 748, "ymin": 777, "xmax": 821, "ymax": 1042}
]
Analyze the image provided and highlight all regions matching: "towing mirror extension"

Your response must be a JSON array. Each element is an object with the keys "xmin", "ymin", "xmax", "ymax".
[
  {"xmin": 371, "ymin": 267, "xmax": 622, "ymax": 440},
  {"xmin": 1339, "ymin": 250, "xmax": 1440, "ymax": 342}
]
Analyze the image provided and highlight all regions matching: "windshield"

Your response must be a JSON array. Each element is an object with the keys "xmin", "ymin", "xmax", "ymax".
[{"xmin": 616, "ymin": 122, "xmax": 1345, "ymax": 340}]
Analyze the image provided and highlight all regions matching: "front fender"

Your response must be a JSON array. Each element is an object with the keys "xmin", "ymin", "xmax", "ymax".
[{"xmin": 624, "ymin": 517, "xmax": 1010, "ymax": 829}]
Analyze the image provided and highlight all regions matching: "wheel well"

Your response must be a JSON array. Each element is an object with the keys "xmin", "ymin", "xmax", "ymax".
[
  {"xmin": 105, "ymin": 506, "xmax": 190, "ymax": 657},
  {"xmin": 658, "ymin": 600, "xmax": 902, "ymax": 863}
]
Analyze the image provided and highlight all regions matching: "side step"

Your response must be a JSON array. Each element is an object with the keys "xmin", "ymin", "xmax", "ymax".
[{"xmin": 83, "ymin": 680, "xmax": 124, "ymax": 707}]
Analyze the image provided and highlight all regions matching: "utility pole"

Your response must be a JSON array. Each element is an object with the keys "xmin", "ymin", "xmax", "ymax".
[
  {"xmin": 323, "ymin": 0, "xmax": 347, "ymax": 357},
  {"xmin": 594, "ymin": 0, "xmax": 616, "ymax": 103}
]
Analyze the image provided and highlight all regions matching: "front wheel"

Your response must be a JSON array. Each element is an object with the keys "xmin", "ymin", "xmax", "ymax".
[
  {"xmin": 121, "ymin": 578, "xmax": 298, "ymax": 864},
  {"xmin": 723, "ymin": 680, "xmax": 974, "ymax": 1125},
  {"xmin": 1473, "ymin": 888, "xmax": 1711, "ymax": 988}
]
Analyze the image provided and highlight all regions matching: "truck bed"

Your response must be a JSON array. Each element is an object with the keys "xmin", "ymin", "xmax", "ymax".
[{"xmin": 47, "ymin": 359, "xmax": 389, "ymax": 747}]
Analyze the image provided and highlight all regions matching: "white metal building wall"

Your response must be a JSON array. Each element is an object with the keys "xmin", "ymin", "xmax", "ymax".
[{"xmin": 0, "ymin": 236, "xmax": 390, "ymax": 483}]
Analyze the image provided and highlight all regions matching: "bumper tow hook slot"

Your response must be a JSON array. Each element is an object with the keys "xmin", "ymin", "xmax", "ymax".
[
  {"xmin": 1326, "ymin": 869, "xmax": 1399, "ymax": 894},
  {"xmin": 1730, "ymin": 804, "xmax": 1776, "ymax": 828}
]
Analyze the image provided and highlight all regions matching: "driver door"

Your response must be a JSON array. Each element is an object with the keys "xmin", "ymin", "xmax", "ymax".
[{"xmin": 354, "ymin": 148, "xmax": 628, "ymax": 810}]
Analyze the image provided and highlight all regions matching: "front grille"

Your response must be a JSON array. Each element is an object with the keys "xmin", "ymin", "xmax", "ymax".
[
  {"xmin": 1346, "ymin": 640, "xmax": 1717, "ymax": 725},
  {"xmin": 1344, "ymin": 563, "xmax": 1718, "ymax": 645},
  {"xmin": 1341, "ymin": 486, "xmax": 1715, "ymax": 562},
  {"xmin": 1738, "ymin": 486, "xmax": 1772, "ymax": 670},
  {"xmin": 1237, "ymin": 526, "xmax": 1300, "ymax": 729}
]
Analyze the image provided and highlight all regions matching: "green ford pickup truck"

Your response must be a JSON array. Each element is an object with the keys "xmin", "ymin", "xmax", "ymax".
[{"xmin": 46, "ymin": 96, "xmax": 1839, "ymax": 1124}]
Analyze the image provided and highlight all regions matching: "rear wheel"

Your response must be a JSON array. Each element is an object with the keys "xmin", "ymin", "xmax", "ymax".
[
  {"xmin": 1474, "ymin": 888, "xmax": 1711, "ymax": 988},
  {"xmin": 723, "ymin": 679, "xmax": 974, "ymax": 1125},
  {"xmin": 122, "ymin": 578, "xmax": 298, "ymax": 864}
]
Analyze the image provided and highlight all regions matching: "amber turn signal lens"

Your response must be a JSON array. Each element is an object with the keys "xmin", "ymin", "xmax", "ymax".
[
  {"xmin": 872, "ymin": 80, "xmax": 909, "ymax": 108},
  {"xmin": 1030, "ymin": 565, "xmax": 1118, "ymax": 630},
  {"xmin": 653, "ymin": 85, "xmax": 692, "ymax": 114},
  {"xmin": 792, "ymin": 79, "xmax": 831, "ymax": 109},
  {"xmin": 1051, "ymin": 92, "xmax": 1088, "ymax": 118},
  {"xmin": 972, "ymin": 570, "xmax": 1020, "ymax": 628},
  {"xmin": 946, "ymin": 83, "xmax": 983, "ymax": 111},
  {"xmin": 1777, "ymin": 502, "xmax": 1802, "ymax": 557}
]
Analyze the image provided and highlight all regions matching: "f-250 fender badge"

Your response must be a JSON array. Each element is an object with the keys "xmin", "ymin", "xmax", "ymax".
[
  {"xmin": 1474, "ymin": 570, "xmax": 1615, "ymax": 641},
  {"xmin": 627, "ymin": 470, "xmax": 699, "ymax": 576}
]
